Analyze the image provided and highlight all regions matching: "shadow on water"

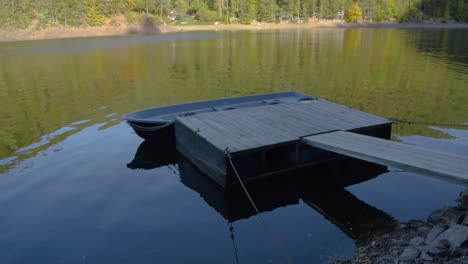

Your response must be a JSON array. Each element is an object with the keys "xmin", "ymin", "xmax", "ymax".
[
  {"xmin": 128, "ymin": 134, "xmax": 397, "ymax": 243},
  {"xmin": 128, "ymin": 16, "xmax": 162, "ymax": 35}
]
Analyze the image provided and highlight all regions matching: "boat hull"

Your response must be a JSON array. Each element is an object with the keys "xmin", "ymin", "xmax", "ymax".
[{"xmin": 123, "ymin": 91, "xmax": 314, "ymax": 140}]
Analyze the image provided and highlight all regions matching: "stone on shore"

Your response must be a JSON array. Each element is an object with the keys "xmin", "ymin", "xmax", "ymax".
[
  {"xmin": 399, "ymin": 246, "xmax": 421, "ymax": 262},
  {"xmin": 409, "ymin": 236, "xmax": 425, "ymax": 246},
  {"xmin": 428, "ymin": 207, "xmax": 465, "ymax": 226},
  {"xmin": 425, "ymin": 225, "xmax": 447, "ymax": 244},
  {"xmin": 457, "ymin": 190, "xmax": 468, "ymax": 209},
  {"xmin": 430, "ymin": 225, "xmax": 468, "ymax": 250}
]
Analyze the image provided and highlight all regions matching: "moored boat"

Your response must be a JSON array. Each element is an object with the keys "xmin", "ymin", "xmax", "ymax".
[{"xmin": 123, "ymin": 91, "xmax": 316, "ymax": 139}]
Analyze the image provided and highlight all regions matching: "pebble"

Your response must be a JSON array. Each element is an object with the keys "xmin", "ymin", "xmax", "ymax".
[
  {"xmin": 419, "ymin": 251, "xmax": 433, "ymax": 261},
  {"xmin": 399, "ymin": 246, "xmax": 421, "ymax": 261},
  {"xmin": 417, "ymin": 225, "xmax": 431, "ymax": 234},
  {"xmin": 409, "ymin": 236, "xmax": 425, "ymax": 246}
]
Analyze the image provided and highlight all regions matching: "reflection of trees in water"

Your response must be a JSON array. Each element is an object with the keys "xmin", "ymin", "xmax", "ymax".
[
  {"xmin": 411, "ymin": 29, "xmax": 468, "ymax": 72},
  {"xmin": 1, "ymin": 29, "xmax": 467, "ymax": 165}
]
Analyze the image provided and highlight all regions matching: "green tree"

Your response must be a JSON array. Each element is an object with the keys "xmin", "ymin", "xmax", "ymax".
[
  {"xmin": 86, "ymin": 0, "xmax": 106, "ymax": 26},
  {"xmin": 455, "ymin": 0, "xmax": 464, "ymax": 21},
  {"xmin": 260, "ymin": 0, "xmax": 278, "ymax": 22},
  {"xmin": 196, "ymin": 2, "xmax": 218, "ymax": 22},
  {"xmin": 443, "ymin": 0, "xmax": 451, "ymax": 23},
  {"xmin": 345, "ymin": 2, "xmax": 362, "ymax": 22}
]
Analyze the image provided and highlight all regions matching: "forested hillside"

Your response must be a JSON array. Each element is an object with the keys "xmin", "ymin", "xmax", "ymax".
[{"xmin": 1, "ymin": 0, "xmax": 467, "ymax": 29}]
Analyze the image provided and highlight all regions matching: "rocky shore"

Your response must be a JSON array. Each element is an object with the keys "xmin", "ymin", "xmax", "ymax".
[{"xmin": 338, "ymin": 190, "xmax": 468, "ymax": 264}]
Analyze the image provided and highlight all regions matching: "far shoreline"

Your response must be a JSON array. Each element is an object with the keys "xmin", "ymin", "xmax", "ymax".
[{"xmin": 1, "ymin": 21, "xmax": 468, "ymax": 43}]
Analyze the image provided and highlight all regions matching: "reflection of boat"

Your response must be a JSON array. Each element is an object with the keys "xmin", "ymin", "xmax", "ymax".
[
  {"xmin": 123, "ymin": 91, "xmax": 315, "ymax": 139},
  {"xmin": 126, "ymin": 133, "xmax": 176, "ymax": 170}
]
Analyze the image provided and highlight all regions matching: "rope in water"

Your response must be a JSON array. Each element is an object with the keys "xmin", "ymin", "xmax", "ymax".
[
  {"xmin": 229, "ymin": 222, "xmax": 240, "ymax": 264},
  {"xmin": 225, "ymin": 149, "xmax": 293, "ymax": 264},
  {"xmin": 389, "ymin": 118, "xmax": 468, "ymax": 128}
]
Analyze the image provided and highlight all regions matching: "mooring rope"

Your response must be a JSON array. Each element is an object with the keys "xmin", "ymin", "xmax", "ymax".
[
  {"xmin": 389, "ymin": 118, "xmax": 468, "ymax": 128},
  {"xmin": 225, "ymin": 149, "xmax": 293, "ymax": 264},
  {"xmin": 229, "ymin": 222, "xmax": 240, "ymax": 264}
]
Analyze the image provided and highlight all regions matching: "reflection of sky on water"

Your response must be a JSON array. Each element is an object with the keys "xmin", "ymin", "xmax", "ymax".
[
  {"xmin": 395, "ymin": 127, "xmax": 468, "ymax": 157},
  {"xmin": 0, "ymin": 122, "xmax": 359, "ymax": 263},
  {"xmin": 0, "ymin": 116, "xmax": 467, "ymax": 263}
]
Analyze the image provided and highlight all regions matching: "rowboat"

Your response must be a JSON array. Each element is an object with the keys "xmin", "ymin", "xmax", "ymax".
[{"xmin": 123, "ymin": 91, "xmax": 315, "ymax": 139}]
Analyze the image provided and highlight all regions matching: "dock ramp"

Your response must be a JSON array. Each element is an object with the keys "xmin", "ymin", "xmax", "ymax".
[{"xmin": 302, "ymin": 131, "xmax": 468, "ymax": 184}]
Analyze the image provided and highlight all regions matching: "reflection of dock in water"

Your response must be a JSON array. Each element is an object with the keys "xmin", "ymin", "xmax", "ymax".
[
  {"xmin": 179, "ymin": 157, "xmax": 396, "ymax": 242},
  {"xmin": 128, "ymin": 138, "xmax": 397, "ymax": 242}
]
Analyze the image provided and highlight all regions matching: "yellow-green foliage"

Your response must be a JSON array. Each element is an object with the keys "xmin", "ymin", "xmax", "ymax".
[
  {"xmin": 86, "ymin": 0, "xmax": 106, "ymax": 26},
  {"xmin": 0, "ymin": 0, "xmax": 467, "ymax": 29},
  {"xmin": 345, "ymin": 3, "xmax": 362, "ymax": 22}
]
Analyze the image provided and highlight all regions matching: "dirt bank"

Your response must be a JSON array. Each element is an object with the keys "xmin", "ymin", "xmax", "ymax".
[{"xmin": 1, "ymin": 21, "xmax": 467, "ymax": 43}]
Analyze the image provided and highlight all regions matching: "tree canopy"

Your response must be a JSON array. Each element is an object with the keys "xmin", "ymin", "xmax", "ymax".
[{"xmin": 0, "ymin": 0, "xmax": 467, "ymax": 29}]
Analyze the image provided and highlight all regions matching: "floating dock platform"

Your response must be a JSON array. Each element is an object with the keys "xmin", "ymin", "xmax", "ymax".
[
  {"xmin": 175, "ymin": 98, "xmax": 391, "ymax": 188},
  {"xmin": 175, "ymin": 97, "xmax": 468, "ymax": 188}
]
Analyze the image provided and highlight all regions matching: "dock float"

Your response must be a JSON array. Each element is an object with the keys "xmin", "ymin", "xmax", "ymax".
[{"xmin": 174, "ymin": 97, "xmax": 468, "ymax": 188}]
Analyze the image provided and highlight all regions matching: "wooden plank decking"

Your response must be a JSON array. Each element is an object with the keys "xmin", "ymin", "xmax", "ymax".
[
  {"xmin": 177, "ymin": 99, "xmax": 391, "ymax": 154},
  {"xmin": 175, "ymin": 98, "xmax": 393, "ymax": 188},
  {"xmin": 302, "ymin": 131, "xmax": 468, "ymax": 183}
]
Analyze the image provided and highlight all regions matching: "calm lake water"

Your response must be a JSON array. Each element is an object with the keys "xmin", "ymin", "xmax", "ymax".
[{"xmin": 0, "ymin": 29, "xmax": 468, "ymax": 263}]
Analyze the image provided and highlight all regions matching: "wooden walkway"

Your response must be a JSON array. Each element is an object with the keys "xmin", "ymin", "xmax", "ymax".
[{"xmin": 303, "ymin": 131, "xmax": 468, "ymax": 183}]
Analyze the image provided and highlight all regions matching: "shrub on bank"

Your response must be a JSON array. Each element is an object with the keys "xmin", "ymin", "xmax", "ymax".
[{"xmin": 345, "ymin": 3, "xmax": 363, "ymax": 23}]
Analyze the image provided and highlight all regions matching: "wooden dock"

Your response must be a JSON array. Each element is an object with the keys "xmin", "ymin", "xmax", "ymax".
[
  {"xmin": 175, "ymin": 98, "xmax": 392, "ymax": 188},
  {"xmin": 174, "ymin": 97, "xmax": 468, "ymax": 188},
  {"xmin": 303, "ymin": 131, "xmax": 468, "ymax": 183}
]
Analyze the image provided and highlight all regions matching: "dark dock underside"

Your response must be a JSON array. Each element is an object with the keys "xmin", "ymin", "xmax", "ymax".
[{"xmin": 175, "ymin": 98, "xmax": 392, "ymax": 188}]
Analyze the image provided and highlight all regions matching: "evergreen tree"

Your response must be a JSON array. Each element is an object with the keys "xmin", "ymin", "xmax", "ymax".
[
  {"xmin": 444, "ymin": 0, "xmax": 451, "ymax": 23},
  {"xmin": 260, "ymin": 0, "xmax": 278, "ymax": 22},
  {"xmin": 86, "ymin": 0, "xmax": 106, "ymax": 26},
  {"xmin": 456, "ymin": 0, "xmax": 465, "ymax": 21}
]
